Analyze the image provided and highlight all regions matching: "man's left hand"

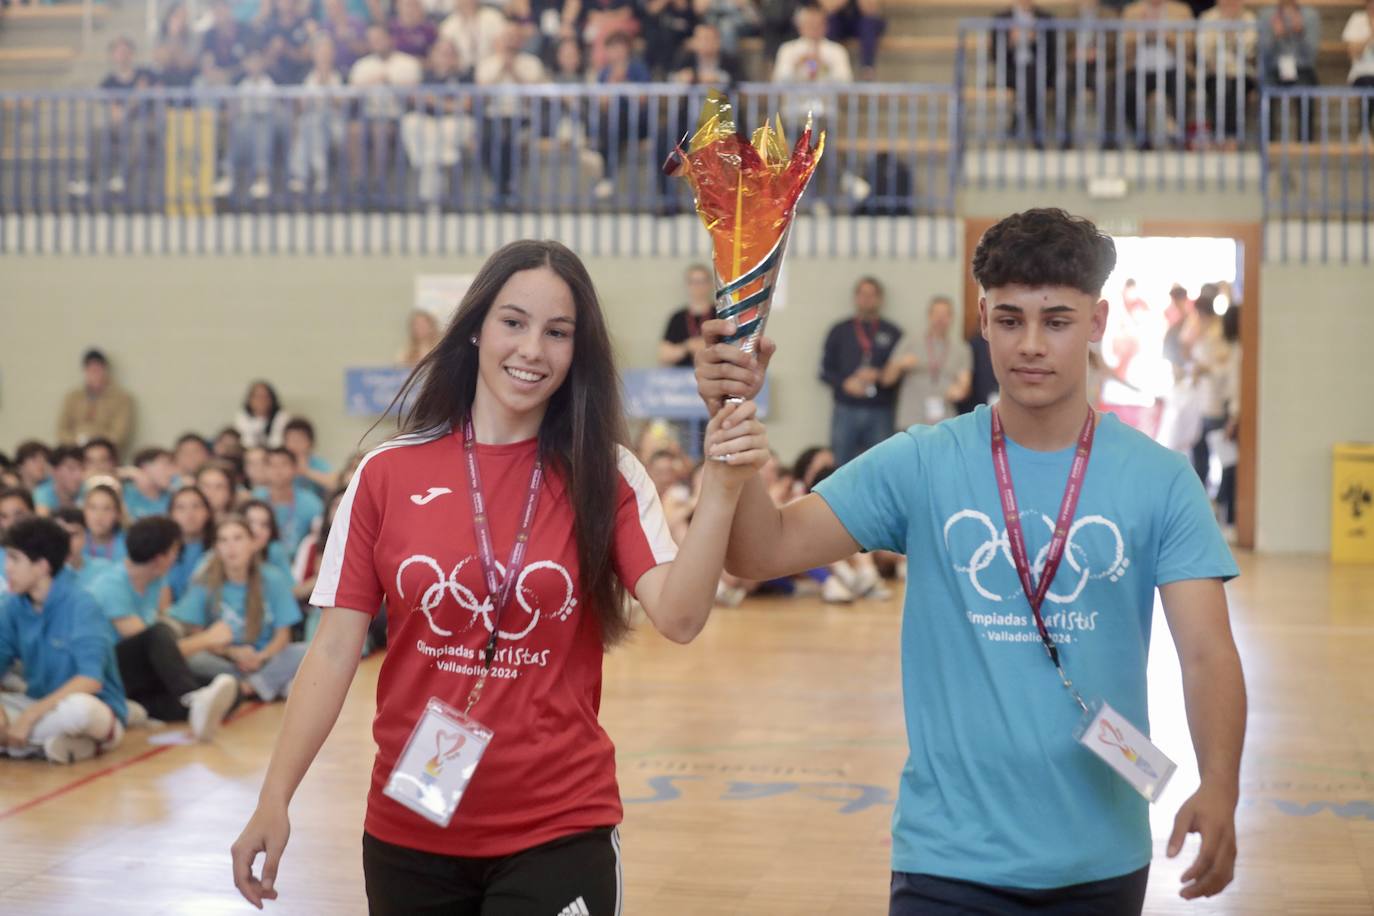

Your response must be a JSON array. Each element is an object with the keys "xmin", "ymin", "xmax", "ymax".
[{"xmin": 1167, "ymin": 785, "xmax": 1238, "ymax": 899}]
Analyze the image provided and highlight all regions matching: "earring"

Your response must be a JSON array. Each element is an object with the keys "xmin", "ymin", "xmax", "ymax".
[{"xmin": 470, "ymin": 336, "xmax": 478, "ymax": 345}]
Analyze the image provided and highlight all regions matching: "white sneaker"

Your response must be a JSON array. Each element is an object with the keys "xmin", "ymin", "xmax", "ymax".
[
  {"xmin": 822, "ymin": 575, "xmax": 855, "ymax": 604},
  {"xmin": 105, "ymin": 175, "xmax": 125, "ymax": 194},
  {"xmin": 185, "ymin": 673, "xmax": 239, "ymax": 742},
  {"xmin": 715, "ymin": 581, "xmax": 746, "ymax": 607},
  {"xmin": 97, "ymin": 718, "xmax": 125, "ymax": 754},
  {"xmin": 249, "ymin": 177, "xmax": 270, "ymax": 199},
  {"xmin": 579, "ymin": 148, "xmax": 605, "ymax": 179},
  {"xmin": 213, "ymin": 175, "xmax": 234, "ymax": 197},
  {"xmin": 43, "ymin": 734, "xmax": 98, "ymax": 765},
  {"xmin": 125, "ymin": 699, "xmax": 149, "ymax": 729},
  {"xmin": 592, "ymin": 177, "xmax": 614, "ymax": 201},
  {"xmin": 312, "ymin": 176, "xmax": 329, "ymax": 195},
  {"xmin": 67, "ymin": 178, "xmax": 90, "ymax": 197},
  {"xmin": 841, "ymin": 171, "xmax": 872, "ymax": 203},
  {"xmin": 287, "ymin": 177, "xmax": 306, "ymax": 193}
]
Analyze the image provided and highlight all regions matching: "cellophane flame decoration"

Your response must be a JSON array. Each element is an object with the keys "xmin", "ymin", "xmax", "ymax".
[{"xmin": 671, "ymin": 90, "xmax": 824, "ymax": 309}]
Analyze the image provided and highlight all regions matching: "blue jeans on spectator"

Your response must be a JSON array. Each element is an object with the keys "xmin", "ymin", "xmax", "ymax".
[
  {"xmin": 890, "ymin": 866, "xmax": 1149, "ymax": 915},
  {"xmin": 222, "ymin": 113, "xmax": 277, "ymax": 181},
  {"xmin": 831, "ymin": 401, "xmax": 894, "ymax": 466},
  {"xmin": 187, "ymin": 642, "xmax": 308, "ymax": 702},
  {"xmin": 290, "ymin": 108, "xmax": 341, "ymax": 187}
]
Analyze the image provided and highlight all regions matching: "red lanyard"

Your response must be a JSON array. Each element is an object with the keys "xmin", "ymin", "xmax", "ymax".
[
  {"xmin": 685, "ymin": 309, "xmax": 704, "ymax": 340},
  {"xmin": 853, "ymin": 319, "xmax": 877, "ymax": 363},
  {"xmin": 990, "ymin": 406, "xmax": 1096, "ymax": 710},
  {"xmin": 460, "ymin": 419, "xmax": 543, "ymax": 712}
]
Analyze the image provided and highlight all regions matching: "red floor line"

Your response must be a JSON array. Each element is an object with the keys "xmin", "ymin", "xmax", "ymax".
[{"xmin": 0, "ymin": 699, "xmax": 272, "ymax": 823}]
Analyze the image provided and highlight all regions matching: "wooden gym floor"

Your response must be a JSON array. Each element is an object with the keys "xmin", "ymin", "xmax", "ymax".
[{"xmin": 1, "ymin": 552, "xmax": 1372, "ymax": 915}]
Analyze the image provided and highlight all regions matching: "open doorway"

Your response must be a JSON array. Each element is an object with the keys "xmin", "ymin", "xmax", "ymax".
[{"xmin": 962, "ymin": 219, "xmax": 1261, "ymax": 549}]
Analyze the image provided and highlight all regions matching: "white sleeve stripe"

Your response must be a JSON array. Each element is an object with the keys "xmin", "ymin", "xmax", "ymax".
[
  {"xmin": 615, "ymin": 445, "xmax": 678, "ymax": 566},
  {"xmin": 309, "ymin": 425, "xmax": 449, "ymax": 609}
]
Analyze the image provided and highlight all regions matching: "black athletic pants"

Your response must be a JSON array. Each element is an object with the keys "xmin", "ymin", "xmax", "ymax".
[
  {"xmin": 890, "ymin": 865, "xmax": 1150, "ymax": 915},
  {"xmin": 114, "ymin": 621, "xmax": 204, "ymax": 722},
  {"xmin": 362, "ymin": 827, "xmax": 621, "ymax": 916}
]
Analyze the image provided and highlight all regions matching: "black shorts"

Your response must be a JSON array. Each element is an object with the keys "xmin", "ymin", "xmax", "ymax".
[
  {"xmin": 362, "ymin": 828, "xmax": 622, "ymax": 916},
  {"xmin": 889, "ymin": 865, "xmax": 1149, "ymax": 916}
]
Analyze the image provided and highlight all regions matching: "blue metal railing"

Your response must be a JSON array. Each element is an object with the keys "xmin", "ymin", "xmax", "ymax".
[{"xmin": 0, "ymin": 83, "xmax": 959, "ymax": 257}]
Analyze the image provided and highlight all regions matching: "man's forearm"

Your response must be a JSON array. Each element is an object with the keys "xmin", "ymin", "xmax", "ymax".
[
  {"xmin": 723, "ymin": 472, "xmax": 786, "ymax": 581},
  {"xmin": 1180, "ymin": 646, "xmax": 1247, "ymax": 795}
]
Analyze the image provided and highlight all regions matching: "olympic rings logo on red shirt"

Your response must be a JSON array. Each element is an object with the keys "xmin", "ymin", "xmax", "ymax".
[{"xmin": 395, "ymin": 553, "xmax": 577, "ymax": 642}]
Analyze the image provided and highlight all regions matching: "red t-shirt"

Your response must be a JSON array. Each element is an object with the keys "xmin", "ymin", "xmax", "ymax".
[{"xmin": 311, "ymin": 426, "xmax": 677, "ymax": 857}]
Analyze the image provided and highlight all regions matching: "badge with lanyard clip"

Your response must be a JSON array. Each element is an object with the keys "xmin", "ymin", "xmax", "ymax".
[
  {"xmin": 991, "ymin": 406, "xmax": 1176, "ymax": 803},
  {"xmin": 384, "ymin": 420, "xmax": 543, "ymax": 826}
]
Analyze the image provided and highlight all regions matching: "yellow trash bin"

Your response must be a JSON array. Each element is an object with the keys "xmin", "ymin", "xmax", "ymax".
[{"xmin": 1332, "ymin": 443, "xmax": 1374, "ymax": 564}]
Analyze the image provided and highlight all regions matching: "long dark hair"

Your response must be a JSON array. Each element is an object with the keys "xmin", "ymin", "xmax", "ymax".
[
  {"xmin": 240, "ymin": 497, "xmax": 282, "ymax": 563},
  {"xmin": 244, "ymin": 380, "xmax": 281, "ymax": 429},
  {"xmin": 376, "ymin": 239, "xmax": 631, "ymax": 648},
  {"xmin": 171, "ymin": 485, "xmax": 216, "ymax": 550}
]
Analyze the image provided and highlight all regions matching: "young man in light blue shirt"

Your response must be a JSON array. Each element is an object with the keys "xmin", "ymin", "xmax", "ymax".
[
  {"xmin": 32, "ymin": 446, "xmax": 85, "ymax": 515},
  {"xmin": 123, "ymin": 447, "xmax": 177, "ymax": 519},
  {"xmin": 282, "ymin": 418, "xmax": 336, "ymax": 501},
  {"xmin": 695, "ymin": 208, "xmax": 1246, "ymax": 913},
  {"xmin": 257, "ymin": 447, "xmax": 323, "ymax": 556}
]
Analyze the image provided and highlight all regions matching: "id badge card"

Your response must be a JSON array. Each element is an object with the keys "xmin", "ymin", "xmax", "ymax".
[
  {"xmin": 383, "ymin": 697, "xmax": 493, "ymax": 827},
  {"xmin": 924, "ymin": 395, "xmax": 946, "ymax": 424},
  {"xmin": 1277, "ymin": 53, "xmax": 1298, "ymax": 83},
  {"xmin": 1075, "ymin": 699, "xmax": 1176, "ymax": 803}
]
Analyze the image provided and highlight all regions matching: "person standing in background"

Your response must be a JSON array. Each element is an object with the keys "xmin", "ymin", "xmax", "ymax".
[
  {"xmin": 659, "ymin": 264, "xmax": 717, "ymax": 368},
  {"xmin": 234, "ymin": 381, "xmax": 293, "ymax": 449},
  {"xmin": 820, "ymin": 277, "xmax": 902, "ymax": 465},
  {"xmin": 56, "ymin": 350, "xmax": 134, "ymax": 456},
  {"xmin": 885, "ymin": 295, "xmax": 973, "ymax": 428},
  {"xmin": 397, "ymin": 309, "xmax": 444, "ymax": 368}
]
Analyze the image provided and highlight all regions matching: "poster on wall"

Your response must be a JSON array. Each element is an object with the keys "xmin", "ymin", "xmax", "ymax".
[{"xmin": 415, "ymin": 275, "xmax": 474, "ymax": 321}]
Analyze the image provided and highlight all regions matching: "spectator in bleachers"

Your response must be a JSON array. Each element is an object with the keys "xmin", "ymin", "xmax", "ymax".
[
  {"xmin": 993, "ymin": 0, "xmax": 1057, "ymax": 148},
  {"xmin": 566, "ymin": 0, "xmax": 640, "ymax": 71},
  {"xmin": 234, "ymin": 380, "xmax": 293, "ymax": 448},
  {"xmin": 262, "ymin": 0, "xmax": 316, "ymax": 85},
  {"xmin": 13, "ymin": 442, "xmax": 51, "ymax": 493},
  {"xmin": 34, "ymin": 447, "xmax": 85, "ymax": 515},
  {"xmin": 397, "ymin": 308, "xmax": 444, "ymax": 367},
  {"xmin": 400, "ymin": 38, "xmax": 476, "ymax": 206},
  {"xmin": 56, "ymin": 349, "xmax": 134, "ymax": 455},
  {"xmin": 169, "ymin": 515, "xmax": 308, "ymax": 703},
  {"xmin": 1343, "ymin": 0, "xmax": 1374, "ymax": 130},
  {"xmin": 1199, "ymin": 0, "xmax": 1257, "ymax": 149},
  {"xmin": 820, "ymin": 276, "xmax": 902, "ymax": 466},
  {"xmin": 438, "ymin": 0, "xmax": 507, "ymax": 77},
  {"xmin": 173, "ymin": 433, "xmax": 213, "ymax": 484},
  {"xmin": 213, "ymin": 44, "xmax": 281, "ymax": 200},
  {"xmin": 82, "ymin": 484, "xmax": 127, "ymax": 564},
  {"xmin": 0, "ymin": 517, "xmax": 127, "ymax": 764},
  {"xmin": 68, "ymin": 37, "xmax": 159, "ymax": 199},
  {"xmin": 203, "ymin": 0, "xmax": 252, "ymax": 80},
  {"xmin": 53, "ymin": 507, "xmax": 113, "ymax": 589},
  {"xmin": 643, "ymin": 0, "xmax": 698, "ymax": 78},
  {"xmin": 241, "ymin": 499, "xmax": 294, "ymax": 575},
  {"xmin": 773, "ymin": 5, "xmax": 852, "ymax": 87},
  {"xmin": 391, "ymin": 0, "xmax": 439, "ymax": 58},
  {"xmin": 1260, "ymin": 1, "xmax": 1318, "ymax": 88},
  {"xmin": 259, "ymin": 448, "xmax": 324, "ymax": 555},
  {"xmin": 694, "ymin": 0, "xmax": 760, "ymax": 57},
  {"xmin": 885, "ymin": 295, "xmax": 973, "ymax": 428},
  {"xmin": 659, "ymin": 263, "xmax": 716, "ymax": 367},
  {"xmin": 670, "ymin": 20, "xmax": 741, "ymax": 88},
  {"xmin": 475, "ymin": 21, "xmax": 548, "ymax": 208},
  {"xmin": 821, "ymin": 0, "xmax": 885, "ymax": 80},
  {"xmin": 320, "ymin": 0, "xmax": 371, "ymax": 71},
  {"xmin": 288, "ymin": 34, "xmax": 347, "ymax": 195},
  {"xmin": 1122, "ymin": 0, "xmax": 1195, "ymax": 148},
  {"xmin": 155, "ymin": 2, "xmax": 201, "ymax": 87},
  {"xmin": 591, "ymin": 31, "xmax": 650, "ymax": 202},
  {"xmin": 0, "ymin": 488, "xmax": 34, "ymax": 536},
  {"xmin": 282, "ymin": 418, "xmax": 337, "ymax": 499},
  {"xmin": 86, "ymin": 516, "xmax": 240, "ymax": 739},
  {"xmin": 82, "ymin": 437, "xmax": 120, "ymax": 479},
  {"xmin": 124, "ymin": 448, "xmax": 177, "ymax": 520},
  {"xmin": 347, "ymin": 25, "xmax": 423, "ymax": 197},
  {"xmin": 195, "ymin": 462, "xmax": 241, "ymax": 519},
  {"xmin": 1066, "ymin": 0, "xmax": 1120, "ymax": 148},
  {"xmin": 168, "ymin": 486, "xmax": 215, "ymax": 600}
]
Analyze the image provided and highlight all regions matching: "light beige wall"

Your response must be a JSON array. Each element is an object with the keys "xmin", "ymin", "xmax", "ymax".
[{"xmin": 0, "ymin": 253, "xmax": 965, "ymax": 469}]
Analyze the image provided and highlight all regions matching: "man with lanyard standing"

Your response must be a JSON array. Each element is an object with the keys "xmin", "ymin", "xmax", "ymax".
[
  {"xmin": 884, "ymin": 294, "xmax": 974, "ymax": 429},
  {"xmin": 695, "ymin": 208, "xmax": 1246, "ymax": 912},
  {"xmin": 820, "ymin": 276, "xmax": 903, "ymax": 465}
]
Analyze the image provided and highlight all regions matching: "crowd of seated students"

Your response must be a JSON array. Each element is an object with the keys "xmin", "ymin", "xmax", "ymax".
[{"xmin": 0, "ymin": 378, "xmax": 388, "ymax": 765}]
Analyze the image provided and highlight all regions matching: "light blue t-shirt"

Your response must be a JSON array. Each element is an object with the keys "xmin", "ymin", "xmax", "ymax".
[
  {"xmin": 252, "ymin": 487, "xmax": 324, "ymax": 557},
  {"xmin": 123, "ymin": 481, "xmax": 172, "ymax": 520},
  {"xmin": 167, "ymin": 540, "xmax": 207, "ymax": 600},
  {"xmin": 84, "ymin": 562, "xmax": 166, "ymax": 638},
  {"xmin": 813, "ymin": 407, "xmax": 1238, "ymax": 889},
  {"xmin": 72, "ymin": 557, "xmax": 115, "ymax": 591},
  {"xmin": 170, "ymin": 564, "xmax": 302, "ymax": 651},
  {"xmin": 32, "ymin": 478, "xmax": 80, "ymax": 512},
  {"xmin": 83, "ymin": 532, "xmax": 127, "ymax": 565}
]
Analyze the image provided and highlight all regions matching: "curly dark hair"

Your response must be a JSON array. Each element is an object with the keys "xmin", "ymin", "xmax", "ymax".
[{"xmin": 972, "ymin": 209, "xmax": 1117, "ymax": 296}]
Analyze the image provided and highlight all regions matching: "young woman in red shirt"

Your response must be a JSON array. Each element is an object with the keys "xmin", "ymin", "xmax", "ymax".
[{"xmin": 231, "ymin": 239, "xmax": 768, "ymax": 915}]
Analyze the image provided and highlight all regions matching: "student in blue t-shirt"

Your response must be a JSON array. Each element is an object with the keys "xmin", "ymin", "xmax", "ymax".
[
  {"xmin": 52, "ymin": 508, "xmax": 114, "ymax": 589},
  {"xmin": 82, "ymin": 483, "xmax": 128, "ymax": 564},
  {"xmin": 694, "ymin": 209, "xmax": 1246, "ymax": 913},
  {"xmin": 85, "ymin": 517, "xmax": 240, "ymax": 740},
  {"xmin": 32, "ymin": 446, "xmax": 86, "ymax": 515},
  {"xmin": 123, "ymin": 447, "xmax": 178, "ymax": 520},
  {"xmin": 282, "ymin": 418, "xmax": 337, "ymax": 501},
  {"xmin": 168, "ymin": 485, "xmax": 215, "ymax": 600},
  {"xmin": 170, "ymin": 514, "xmax": 306, "ymax": 702},
  {"xmin": 255, "ymin": 448, "xmax": 324, "ymax": 556},
  {"xmin": 242, "ymin": 499, "xmax": 295, "ymax": 575},
  {"xmin": 0, "ymin": 517, "xmax": 127, "ymax": 764}
]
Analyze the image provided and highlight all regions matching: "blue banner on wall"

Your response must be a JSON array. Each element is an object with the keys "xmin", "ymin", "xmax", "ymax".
[{"xmin": 346, "ymin": 366, "xmax": 769, "ymax": 419}]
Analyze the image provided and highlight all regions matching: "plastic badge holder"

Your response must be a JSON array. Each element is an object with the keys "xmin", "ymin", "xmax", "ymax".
[
  {"xmin": 1075, "ymin": 699, "xmax": 1177, "ymax": 803},
  {"xmin": 384, "ymin": 697, "xmax": 493, "ymax": 827}
]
